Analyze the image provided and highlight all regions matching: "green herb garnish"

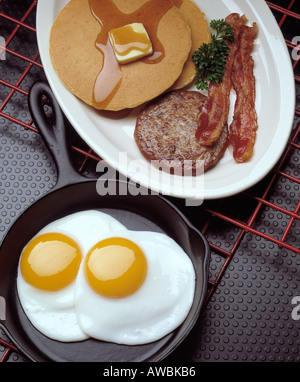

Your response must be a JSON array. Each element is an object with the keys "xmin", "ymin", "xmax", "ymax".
[{"xmin": 192, "ymin": 19, "xmax": 235, "ymax": 91}]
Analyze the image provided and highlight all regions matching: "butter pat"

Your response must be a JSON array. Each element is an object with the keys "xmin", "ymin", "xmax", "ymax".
[{"xmin": 109, "ymin": 23, "xmax": 153, "ymax": 64}]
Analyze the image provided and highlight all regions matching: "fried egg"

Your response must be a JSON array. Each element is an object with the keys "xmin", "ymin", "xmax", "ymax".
[
  {"xmin": 17, "ymin": 210, "xmax": 127, "ymax": 342},
  {"xmin": 75, "ymin": 229, "xmax": 195, "ymax": 345},
  {"xmin": 17, "ymin": 210, "xmax": 196, "ymax": 345}
]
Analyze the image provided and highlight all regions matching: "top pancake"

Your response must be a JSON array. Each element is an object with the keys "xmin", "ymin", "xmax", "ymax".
[{"xmin": 50, "ymin": 0, "xmax": 210, "ymax": 111}]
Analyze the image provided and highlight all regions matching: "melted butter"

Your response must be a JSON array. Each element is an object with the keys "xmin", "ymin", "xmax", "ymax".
[
  {"xmin": 110, "ymin": 24, "xmax": 152, "ymax": 58},
  {"xmin": 89, "ymin": 0, "xmax": 183, "ymax": 109}
]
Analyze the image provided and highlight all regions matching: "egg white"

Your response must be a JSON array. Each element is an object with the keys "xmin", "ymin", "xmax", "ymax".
[
  {"xmin": 74, "ymin": 230, "xmax": 195, "ymax": 345},
  {"xmin": 17, "ymin": 210, "xmax": 127, "ymax": 342},
  {"xmin": 17, "ymin": 276, "xmax": 89, "ymax": 342},
  {"xmin": 17, "ymin": 210, "xmax": 196, "ymax": 345}
]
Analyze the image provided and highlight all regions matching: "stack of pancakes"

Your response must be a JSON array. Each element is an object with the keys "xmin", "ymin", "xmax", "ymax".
[{"xmin": 50, "ymin": 0, "xmax": 210, "ymax": 111}]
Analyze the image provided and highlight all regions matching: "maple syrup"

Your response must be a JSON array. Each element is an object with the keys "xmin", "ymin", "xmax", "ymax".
[{"xmin": 89, "ymin": 0, "xmax": 183, "ymax": 109}]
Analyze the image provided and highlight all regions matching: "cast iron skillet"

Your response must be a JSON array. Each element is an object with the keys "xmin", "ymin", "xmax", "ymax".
[{"xmin": 0, "ymin": 81, "xmax": 210, "ymax": 362}]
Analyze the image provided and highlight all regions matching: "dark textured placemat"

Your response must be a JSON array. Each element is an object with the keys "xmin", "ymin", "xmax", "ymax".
[{"xmin": 0, "ymin": 0, "xmax": 299, "ymax": 362}]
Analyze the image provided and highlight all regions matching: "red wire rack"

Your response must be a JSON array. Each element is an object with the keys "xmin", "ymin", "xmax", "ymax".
[{"xmin": 0, "ymin": 0, "xmax": 299, "ymax": 362}]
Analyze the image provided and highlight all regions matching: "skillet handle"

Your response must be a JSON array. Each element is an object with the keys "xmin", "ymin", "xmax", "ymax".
[{"xmin": 28, "ymin": 80, "xmax": 87, "ymax": 188}]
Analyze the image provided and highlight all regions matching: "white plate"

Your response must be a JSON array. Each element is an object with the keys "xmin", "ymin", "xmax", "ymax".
[{"xmin": 36, "ymin": 0, "xmax": 295, "ymax": 201}]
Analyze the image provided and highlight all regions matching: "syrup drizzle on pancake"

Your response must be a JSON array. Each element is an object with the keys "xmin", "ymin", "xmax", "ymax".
[{"xmin": 89, "ymin": 0, "xmax": 183, "ymax": 109}]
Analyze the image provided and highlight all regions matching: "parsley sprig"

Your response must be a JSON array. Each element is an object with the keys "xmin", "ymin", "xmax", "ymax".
[{"xmin": 192, "ymin": 19, "xmax": 235, "ymax": 91}]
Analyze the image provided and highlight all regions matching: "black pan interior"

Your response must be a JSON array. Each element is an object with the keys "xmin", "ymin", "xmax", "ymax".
[{"xmin": 0, "ymin": 179, "xmax": 210, "ymax": 362}]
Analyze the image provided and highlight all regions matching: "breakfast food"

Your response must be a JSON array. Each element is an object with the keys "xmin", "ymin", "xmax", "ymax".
[
  {"xmin": 229, "ymin": 22, "xmax": 258, "ymax": 162},
  {"xmin": 75, "ymin": 229, "xmax": 195, "ymax": 345},
  {"xmin": 134, "ymin": 90, "xmax": 228, "ymax": 175},
  {"xmin": 50, "ymin": 1, "xmax": 258, "ymax": 173},
  {"xmin": 135, "ymin": 13, "xmax": 259, "ymax": 172},
  {"xmin": 50, "ymin": 0, "xmax": 210, "ymax": 111},
  {"xmin": 108, "ymin": 23, "xmax": 153, "ymax": 64},
  {"xmin": 170, "ymin": 0, "xmax": 211, "ymax": 90},
  {"xmin": 195, "ymin": 14, "xmax": 248, "ymax": 145},
  {"xmin": 17, "ymin": 210, "xmax": 195, "ymax": 344},
  {"xmin": 17, "ymin": 210, "xmax": 127, "ymax": 342}
]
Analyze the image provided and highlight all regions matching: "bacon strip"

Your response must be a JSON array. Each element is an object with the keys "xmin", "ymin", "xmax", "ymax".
[
  {"xmin": 229, "ymin": 23, "xmax": 258, "ymax": 163},
  {"xmin": 195, "ymin": 13, "xmax": 247, "ymax": 146}
]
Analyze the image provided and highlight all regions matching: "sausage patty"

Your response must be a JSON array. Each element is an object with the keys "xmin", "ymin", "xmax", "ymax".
[{"xmin": 134, "ymin": 90, "xmax": 228, "ymax": 175}]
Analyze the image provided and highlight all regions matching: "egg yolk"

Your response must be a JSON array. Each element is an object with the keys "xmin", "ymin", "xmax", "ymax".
[
  {"xmin": 85, "ymin": 237, "xmax": 147, "ymax": 298},
  {"xmin": 20, "ymin": 233, "xmax": 82, "ymax": 291}
]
